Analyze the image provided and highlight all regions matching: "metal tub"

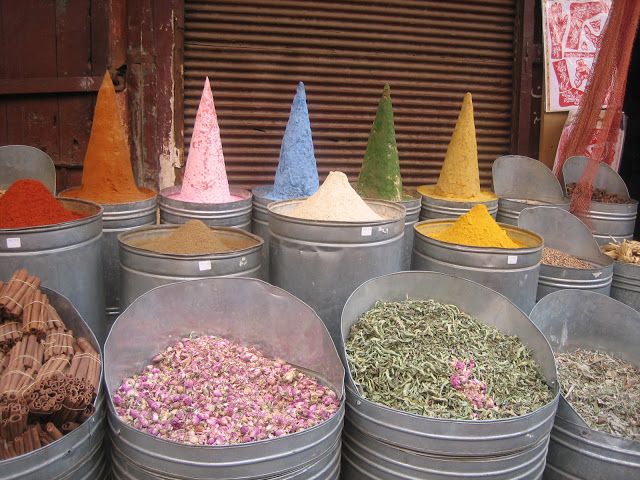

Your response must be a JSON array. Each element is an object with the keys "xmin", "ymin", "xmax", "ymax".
[
  {"xmin": 0, "ymin": 199, "xmax": 105, "ymax": 343},
  {"xmin": 419, "ymin": 195, "xmax": 498, "ymax": 221},
  {"xmin": 411, "ymin": 220, "xmax": 543, "ymax": 313},
  {"xmin": 118, "ymin": 225, "xmax": 263, "ymax": 310},
  {"xmin": 538, "ymin": 261, "xmax": 613, "ymax": 301},
  {"xmin": 251, "ymin": 187, "xmax": 272, "ymax": 282},
  {"xmin": 585, "ymin": 201, "xmax": 639, "ymax": 245},
  {"xmin": 159, "ymin": 186, "xmax": 252, "ymax": 230},
  {"xmin": 497, "ymin": 198, "xmax": 570, "ymax": 226},
  {"xmin": 0, "ymin": 287, "xmax": 106, "ymax": 480},
  {"xmin": 340, "ymin": 272, "xmax": 559, "ymax": 479},
  {"xmin": 268, "ymin": 199, "xmax": 405, "ymax": 347},
  {"xmin": 611, "ymin": 261, "xmax": 640, "ymax": 311},
  {"xmin": 530, "ymin": 290, "xmax": 640, "ymax": 480},
  {"xmin": 399, "ymin": 194, "xmax": 421, "ymax": 271},
  {"xmin": 563, "ymin": 156, "xmax": 638, "ymax": 245},
  {"xmin": 105, "ymin": 278, "xmax": 345, "ymax": 479}
]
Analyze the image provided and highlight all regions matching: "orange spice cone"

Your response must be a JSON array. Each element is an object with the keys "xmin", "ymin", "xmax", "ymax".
[{"xmin": 61, "ymin": 72, "xmax": 153, "ymax": 204}]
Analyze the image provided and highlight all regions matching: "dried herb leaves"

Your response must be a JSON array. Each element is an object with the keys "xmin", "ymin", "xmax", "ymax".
[
  {"xmin": 346, "ymin": 299, "xmax": 553, "ymax": 420},
  {"xmin": 557, "ymin": 348, "xmax": 640, "ymax": 440}
]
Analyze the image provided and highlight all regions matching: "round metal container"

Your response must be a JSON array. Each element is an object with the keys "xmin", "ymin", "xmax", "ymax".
[
  {"xmin": 105, "ymin": 278, "xmax": 345, "ymax": 479},
  {"xmin": 584, "ymin": 200, "xmax": 639, "ymax": 245},
  {"xmin": 411, "ymin": 220, "xmax": 543, "ymax": 313},
  {"xmin": 0, "ymin": 286, "xmax": 106, "ymax": 480},
  {"xmin": 268, "ymin": 199, "xmax": 405, "ymax": 347},
  {"xmin": 530, "ymin": 290, "xmax": 640, "ymax": 480},
  {"xmin": 399, "ymin": 194, "xmax": 421, "ymax": 270},
  {"xmin": 159, "ymin": 185, "xmax": 252, "ymax": 230},
  {"xmin": 538, "ymin": 258, "xmax": 613, "ymax": 301},
  {"xmin": 251, "ymin": 187, "xmax": 272, "ymax": 282},
  {"xmin": 0, "ymin": 145, "xmax": 57, "ymax": 194},
  {"xmin": 419, "ymin": 194, "xmax": 498, "ymax": 221},
  {"xmin": 118, "ymin": 225, "xmax": 263, "ymax": 310},
  {"xmin": 340, "ymin": 272, "xmax": 559, "ymax": 479},
  {"xmin": 610, "ymin": 261, "xmax": 640, "ymax": 311},
  {"xmin": 59, "ymin": 189, "xmax": 158, "ymax": 332},
  {"xmin": 497, "ymin": 198, "xmax": 570, "ymax": 226},
  {"xmin": 0, "ymin": 199, "xmax": 105, "ymax": 343}
]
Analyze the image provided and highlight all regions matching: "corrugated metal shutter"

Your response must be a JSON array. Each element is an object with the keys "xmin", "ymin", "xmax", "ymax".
[{"xmin": 184, "ymin": 0, "xmax": 516, "ymax": 188}]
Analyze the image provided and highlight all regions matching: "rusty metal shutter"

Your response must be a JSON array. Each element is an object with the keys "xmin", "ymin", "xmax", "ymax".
[{"xmin": 183, "ymin": 0, "xmax": 516, "ymax": 189}]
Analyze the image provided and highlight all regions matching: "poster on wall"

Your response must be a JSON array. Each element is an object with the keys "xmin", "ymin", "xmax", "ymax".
[{"xmin": 542, "ymin": 0, "xmax": 611, "ymax": 112}]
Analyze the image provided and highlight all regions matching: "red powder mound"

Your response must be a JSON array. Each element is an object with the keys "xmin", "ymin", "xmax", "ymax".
[{"xmin": 0, "ymin": 179, "xmax": 85, "ymax": 229}]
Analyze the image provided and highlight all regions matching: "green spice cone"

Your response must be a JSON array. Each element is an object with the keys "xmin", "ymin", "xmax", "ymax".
[{"xmin": 357, "ymin": 84, "xmax": 403, "ymax": 201}]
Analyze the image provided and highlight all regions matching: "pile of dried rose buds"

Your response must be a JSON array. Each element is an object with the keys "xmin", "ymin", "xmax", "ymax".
[{"xmin": 113, "ymin": 335, "xmax": 340, "ymax": 445}]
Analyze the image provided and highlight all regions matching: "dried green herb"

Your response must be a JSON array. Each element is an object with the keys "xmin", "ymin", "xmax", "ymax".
[
  {"xmin": 557, "ymin": 348, "xmax": 640, "ymax": 440},
  {"xmin": 346, "ymin": 299, "xmax": 553, "ymax": 420}
]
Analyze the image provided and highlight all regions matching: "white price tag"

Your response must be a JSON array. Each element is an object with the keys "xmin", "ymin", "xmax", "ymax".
[
  {"xmin": 6, "ymin": 238, "xmax": 21, "ymax": 249},
  {"xmin": 507, "ymin": 255, "xmax": 518, "ymax": 265},
  {"xmin": 198, "ymin": 260, "xmax": 212, "ymax": 271},
  {"xmin": 361, "ymin": 226, "xmax": 373, "ymax": 237}
]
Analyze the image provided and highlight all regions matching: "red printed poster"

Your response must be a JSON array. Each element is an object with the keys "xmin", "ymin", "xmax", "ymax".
[{"xmin": 542, "ymin": 0, "xmax": 611, "ymax": 112}]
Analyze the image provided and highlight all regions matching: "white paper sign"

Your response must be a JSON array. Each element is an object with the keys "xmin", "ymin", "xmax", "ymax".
[
  {"xmin": 198, "ymin": 260, "xmax": 212, "ymax": 271},
  {"xmin": 6, "ymin": 238, "xmax": 21, "ymax": 249},
  {"xmin": 361, "ymin": 227, "xmax": 373, "ymax": 237}
]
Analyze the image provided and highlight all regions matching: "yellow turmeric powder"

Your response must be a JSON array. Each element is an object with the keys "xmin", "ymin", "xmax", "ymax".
[
  {"xmin": 418, "ymin": 93, "xmax": 496, "ymax": 202},
  {"xmin": 421, "ymin": 204, "xmax": 521, "ymax": 248}
]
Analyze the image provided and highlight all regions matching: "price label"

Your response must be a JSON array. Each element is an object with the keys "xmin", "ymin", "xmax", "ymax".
[
  {"xmin": 198, "ymin": 260, "xmax": 212, "ymax": 271},
  {"xmin": 361, "ymin": 226, "xmax": 373, "ymax": 237},
  {"xmin": 507, "ymin": 255, "xmax": 518, "ymax": 265},
  {"xmin": 6, "ymin": 238, "xmax": 21, "ymax": 249}
]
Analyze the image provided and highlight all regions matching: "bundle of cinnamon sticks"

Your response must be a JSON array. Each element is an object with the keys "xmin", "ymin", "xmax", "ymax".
[{"xmin": 0, "ymin": 268, "xmax": 101, "ymax": 460}]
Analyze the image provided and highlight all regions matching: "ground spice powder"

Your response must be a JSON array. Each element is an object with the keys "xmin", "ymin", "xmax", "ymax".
[
  {"xmin": 0, "ymin": 179, "xmax": 85, "ymax": 229},
  {"xmin": 356, "ymin": 84, "xmax": 403, "ymax": 202},
  {"xmin": 418, "ymin": 93, "xmax": 496, "ymax": 202},
  {"xmin": 61, "ymin": 72, "xmax": 154, "ymax": 205},
  {"xmin": 129, "ymin": 220, "xmax": 258, "ymax": 255},
  {"xmin": 288, "ymin": 171, "xmax": 383, "ymax": 222},
  {"xmin": 422, "ymin": 204, "xmax": 521, "ymax": 248}
]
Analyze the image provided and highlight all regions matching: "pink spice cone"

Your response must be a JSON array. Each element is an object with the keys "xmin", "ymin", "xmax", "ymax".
[{"xmin": 172, "ymin": 77, "xmax": 234, "ymax": 203}]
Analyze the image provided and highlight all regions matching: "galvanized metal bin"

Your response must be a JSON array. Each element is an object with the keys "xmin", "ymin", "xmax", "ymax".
[
  {"xmin": 159, "ymin": 186, "xmax": 252, "ymax": 230},
  {"xmin": 497, "ymin": 198, "xmax": 570, "ymax": 226},
  {"xmin": 251, "ymin": 187, "xmax": 272, "ymax": 282},
  {"xmin": 0, "ymin": 145, "xmax": 57, "ymax": 194},
  {"xmin": 105, "ymin": 278, "xmax": 345, "ymax": 479},
  {"xmin": 519, "ymin": 206, "xmax": 614, "ymax": 302},
  {"xmin": 399, "ymin": 194, "xmax": 421, "ymax": 270},
  {"xmin": 340, "ymin": 272, "xmax": 559, "ymax": 479},
  {"xmin": 563, "ymin": 156, "xmax": 639, "ymax": 245},
  {"xmin": 268, "ymin": 199, "xmax": 405, "ymax": 347},
  {"xmin": 412, "ymin": 220, "xmax": 543, "ymax": 313},
  {"xmin": 0, "ymin": 199, "xmax": 106, "ymax": 344},
  {"xmin": 0, "ymin": 287, "xmax": 106, "ymax": 480},
  {"xmin": 611, "ymin": 261, "xmax": 640, "ymax": 311},
  {"xmin": 419, "ymin": 194, "xmax": 498, "ymax": 221},
  {"xmin": 118, "ymin": 225, "xmax": 263, "ymax": 310},
  {"xmin": 530, "ymin": 290, "xmax": 640, "ymax": 480},
  {"xmin": 101, "ymin": 195, "xmax": 158, "ymax": 331}
]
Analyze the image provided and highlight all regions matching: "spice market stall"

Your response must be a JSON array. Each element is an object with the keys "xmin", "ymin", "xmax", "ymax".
[
  {"xmin": 340, "ymin": 271, "xmax": 558, "ymax": 479},
  {"xmin": 530, "ymin": 290, "xmax": 640, "ymax": 479},
  {"xmin": 105, "ymin": 278, "xmax": 344, "ymax": 479},
  {"xmin": 0, "ymin": 270, "xmax": 105, "ymax": 479}
]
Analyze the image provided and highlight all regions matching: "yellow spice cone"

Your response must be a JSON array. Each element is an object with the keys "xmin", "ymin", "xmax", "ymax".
[{"xmin": 435, "ymin": 92, "xmax": 480, "ymax": 198}]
